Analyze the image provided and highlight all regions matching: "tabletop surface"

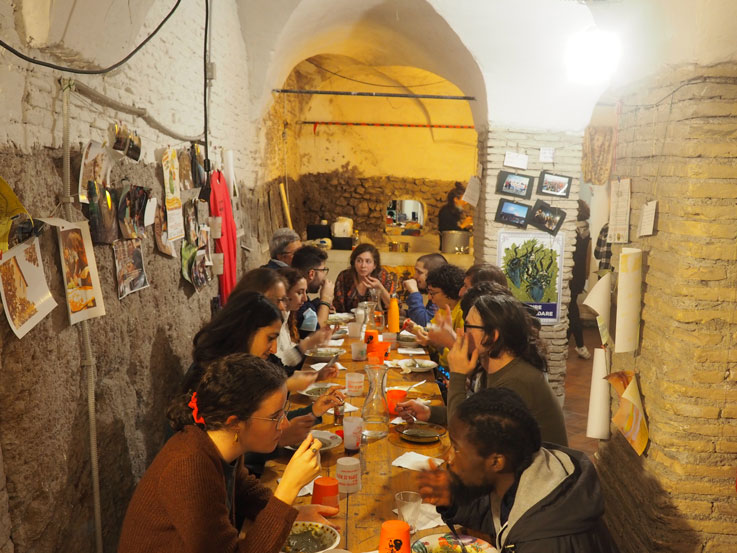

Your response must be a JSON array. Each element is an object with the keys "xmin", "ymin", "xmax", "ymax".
[{"xmin": 261, "ymin": 333, "xmax": 460, "ymax": 552}]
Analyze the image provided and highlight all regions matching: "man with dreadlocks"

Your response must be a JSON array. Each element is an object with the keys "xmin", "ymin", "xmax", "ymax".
[{"xmin": 417, "ymin": 388, "xmax": 619, "ymax": 553}]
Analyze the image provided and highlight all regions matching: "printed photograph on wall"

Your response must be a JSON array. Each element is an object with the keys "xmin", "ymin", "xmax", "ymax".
[
  {"xmin": 0, "ymin": 238, "xmax": 57, "ymax": 338},
  {"xmin": 494, "ymin": 198, "xmax": 531, "ymax": 228},
  {"xmin": 162, "ymin": 147, "xmax": 185, "ymax": 241},
  {"xmin": 536, "ymin": 170, "xmax": 572, "ymax": 198},
  {"xmin": 78, "ymin": 141, "xmax": 109, "ymax": 204},
  {"xmin": 496, "ymin": 170, "xmax": 534, "ymax": 199},
  {"xmin": 113, "ymin": 238, "xmax": 149, "ymax": 299},
  {"xmin": 87, "ymin": 179, "xmax": 118, "ymax": 244},
  {"xmin": 528, "ymin": 199, "xmax": 566, "ymax": 235},
  {"xmin": 498, "ymin": 230, "xmax": 564, "ymax": 325},
  {"xmin": 57, "ymin": 221, "xmax": 106, "ymax": 324},
  {"xmin": 154, "ymin": 202, "xmax": 176, "ymax": 257}
]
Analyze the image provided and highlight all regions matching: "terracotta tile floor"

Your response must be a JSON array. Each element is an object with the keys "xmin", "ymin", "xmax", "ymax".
[{"xmin": 563, "ymin": 326, "xmax": 602, "ymax": 457}]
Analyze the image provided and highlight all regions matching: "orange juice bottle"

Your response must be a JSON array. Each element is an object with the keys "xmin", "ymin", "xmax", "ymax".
[{"xmin": 387, "ymin": 295, "xmax": 400, "ymax": 333}]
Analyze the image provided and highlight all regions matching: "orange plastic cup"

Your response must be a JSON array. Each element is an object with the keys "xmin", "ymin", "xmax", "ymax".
[
  {"xmin": 368, "ymin": 340, "xmax": 391, "ymax": 359},
  {"xmin": 387, "ymin": 389, "xmax": 408, "ymax": 415},
  {"xmin": 378, "ymin": 520, "xmax": 411, "ymax": 553},
  {"xmin": 311, "ymin": 476, "xmax": 340, "ymax": 512},
  {"xmin": 364, "ymin": 329, "xmax": 379, "ymax": 345}
]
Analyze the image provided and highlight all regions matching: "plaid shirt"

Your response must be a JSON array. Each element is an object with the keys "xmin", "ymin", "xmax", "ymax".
[{"xmin": 594, "ymin": 223, "xmax": 612, "ymax": 270}]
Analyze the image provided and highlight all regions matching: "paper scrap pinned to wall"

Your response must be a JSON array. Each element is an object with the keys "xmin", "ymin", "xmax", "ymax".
[
  {"xmin": 41, "ymin": 218, "xmax": 106, "ymax": 324},
  {"xmin": 586, "ymin": 348, "xmax": 611, "ymax": 440},
  {"xmin": 539, "ymin": 147, "xmax": 555, "ymax": 163},
  {"xmin": 615, "ymin": 248, "xmax": 642, "ymax": 353},
  {"xmin": 503, "ymin": 151, "xmax": 529, "ymax": 170},
  {"xmin": 638, "ymin": 200, "xmax": 657, "ymax": 237},
  {"xmin": 583, "ymin": 271, "xmax": 612, "ymax": 346},
  {"xmin": 0, "ymin": 237, "xmax": 57, "ymax": 338},
  {"xmin": 162, "ymin": 148, "xmax": 185, "ymax": 241},
  {"xmin": 0, "ymin": 176, "xmax": 30, "ymax": 253},
  {"xmin": 462, "ymin": 175, "xmax": 481, "ymax": 207},
  {"xmin": 608, "ymin": 178, "xmax": 631, "ymax": 243},
  {"xmin": 606, "ymin": 370, "xmax": 649, "ymax": 455}
]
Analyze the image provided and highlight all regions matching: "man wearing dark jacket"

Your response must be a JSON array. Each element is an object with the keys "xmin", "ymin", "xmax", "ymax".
[{"xmin": 417, "ymin": 388, "xmax": 619, "ymax": 553}]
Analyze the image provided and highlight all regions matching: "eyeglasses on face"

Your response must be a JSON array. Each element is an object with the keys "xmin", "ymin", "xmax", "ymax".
[
  {"xmin": 250, "ymin": 402, "xmax": 290, "ymax": 427},
  {"xmin": 463, "ymin": 323, "xmax": 484, "ymax": 331},
  {"xmin": 314, "ymin": 267, "xmax": 330, "ymax": 274},
  {"xmin": 427, "ymin": 289, "xmax": 441, "ymax": 298}
]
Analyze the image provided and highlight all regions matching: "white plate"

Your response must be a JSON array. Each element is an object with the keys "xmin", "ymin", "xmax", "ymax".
[
  {"xmin": 399, "ymin": 359, "xmax": 437, "ymax": 373},
  {"xmin": 310, "ymin": 430, "xmax": 343, "ymax": 450},
  {"xmin": 327, "ymin": 313, "xmax": 353, "ymax": 324},
  {"xmin": 411, "ymin": 533, "xmax": 496, "ymax": 553}
]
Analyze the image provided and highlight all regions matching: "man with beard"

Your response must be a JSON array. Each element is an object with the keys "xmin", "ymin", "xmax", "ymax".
[
  {"xmin": 402, "ymin": 253, "xmax": 447, "ymax": 326},
  {"xmin": 417, "ymin": 388, "xmax": 619, "ymax": 553},
  {"xmin": 291, "ymin": 245, "xmax": 334, "ymax": 335}
]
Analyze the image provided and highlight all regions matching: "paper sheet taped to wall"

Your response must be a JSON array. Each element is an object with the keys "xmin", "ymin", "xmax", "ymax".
[
  {"xmin": 583, "ymin": 271, "xmax": 612, "ymax": 345},
  {"xmin": 606, "ymin": 370, "xmax": 649, "ymax": 455}
]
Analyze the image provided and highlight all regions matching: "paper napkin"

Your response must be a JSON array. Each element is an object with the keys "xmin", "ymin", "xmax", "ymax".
[
  {"xmin": 397, "ymin": 347, "xmax": 426, "ymax": 355},
  {"xmin": 327, "ymin": 339, "xmax": 345, "ymax": 346},
  {"xmin": 393, "ymin": 502, "xmax": 445, "ymax": 530},
  {"xmin": 392, "ymin": 451, "xmax": 444, "ymax": 471},
  {"xmin": 310, "ymin": 362, "xmax": 347, "ymax": 371}
]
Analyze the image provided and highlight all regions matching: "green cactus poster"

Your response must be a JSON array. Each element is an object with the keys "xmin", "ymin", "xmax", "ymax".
[{"xmin": 497, "ymin": 230, "xmax": 565, "ymax": 325}]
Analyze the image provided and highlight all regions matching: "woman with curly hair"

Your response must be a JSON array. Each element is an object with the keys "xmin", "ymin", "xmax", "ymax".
[{"xmin": 332, "ymin": 243, "xmax": 396, "ymax": 312}]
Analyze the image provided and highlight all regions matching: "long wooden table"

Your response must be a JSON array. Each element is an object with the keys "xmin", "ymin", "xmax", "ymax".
[{"xmin": 262, "ymin": 335, "xmax": 450, "ymax": 552}]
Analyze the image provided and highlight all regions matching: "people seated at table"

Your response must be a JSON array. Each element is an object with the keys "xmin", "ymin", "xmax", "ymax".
[
  {"xmin": 458, "ymin": 263, "xmax": 507, "ymax": 297},
  {"xmin": 406, "ymin": 264, "xmax": 466, "ymax": 367},
  {"xmin": 402, "ymin": 252, "xmax": 447, "ymax": 326},
  {"xmin": 291, "ymin": 245, "xmax": 334, "ymax": 333},
  {"xmin": 181, "ymin": 291, "xmax": 343, "ymax": 451},
  {"xmin": 416, "ymin": 388, "xmax": 617, "ymax": 553},
  {"xmin": 118, "ymin": 353, "xmax": 336, "ymax": 553},
  {"xmin": 398, "ymin": 286, "xmax": 567, "ymax": 446},
  {"xmin": 230, "ymin": 270, "xmax": 336, "ymax": 383},
  {"xmin": 262, "ymin": 227, "xmax": 301, "ymax": 269},
  {"xmin": 332, "ymin": 243, "xmax": 396, "ymax": 312}
]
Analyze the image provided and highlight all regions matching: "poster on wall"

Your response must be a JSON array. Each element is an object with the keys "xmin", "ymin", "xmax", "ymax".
[
  {"xmin": 0, "ymin": 237, "xmax": 57, "ymax": 338},
  {"xmin": 41, "ymin": 218, "xmax": 106, "ymax": 324},
  {"xmin": 161, "ymin": 148, "xmax": 185, "ymax": 241},
  {"xmin": 497, "ymin": 230, "xmax": 565, "ymax": 325}
]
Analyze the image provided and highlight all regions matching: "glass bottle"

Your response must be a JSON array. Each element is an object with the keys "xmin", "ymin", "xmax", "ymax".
[{"xmin": 361, "ymin": 364, "xmax": 389, "ymax": 438}]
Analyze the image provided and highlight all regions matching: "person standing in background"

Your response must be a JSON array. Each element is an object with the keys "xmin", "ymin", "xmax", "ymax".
[
  {"xmin": 569, "ymin": 200, "xmax": 592, "ymax": 359},
  {"xmin": 438, "ymin": 182, "xmax": 473, "ymax": 232}
]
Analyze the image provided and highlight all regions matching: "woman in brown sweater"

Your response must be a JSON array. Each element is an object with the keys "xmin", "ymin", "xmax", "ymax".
[{"xmin": 118, "ymin": 354, "xmax": 334, "ymax": 553}]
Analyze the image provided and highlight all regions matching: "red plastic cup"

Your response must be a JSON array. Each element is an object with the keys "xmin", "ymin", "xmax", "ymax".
[
  {"xmin": 387, "ymin": 389, "xmax": 408, "ymax": 415},
  {"xmin": 378, "ymin": 520, "xmax": 411, "ymax": 553},
  {"xmin": 311, "ymin": 476, "xmax": 340, "ymax": 512}
]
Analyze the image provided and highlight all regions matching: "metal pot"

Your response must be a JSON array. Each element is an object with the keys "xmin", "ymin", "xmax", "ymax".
[{"xmin": 440, "ymin": 231, "xmax": 470, "ymax": 254}]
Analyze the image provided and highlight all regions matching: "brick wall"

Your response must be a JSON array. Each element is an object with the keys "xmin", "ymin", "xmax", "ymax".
[
  {"xmin": 596, "ymin": 62, "xmax": 737, "ymax": 553},
  {"xmin": 476, "ymin": 127, "xmax": 583, "ymax": 399}
]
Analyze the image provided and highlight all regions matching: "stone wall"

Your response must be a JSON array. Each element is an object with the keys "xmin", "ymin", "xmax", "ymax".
[
  {"xmin": 0, "ymin": 2, "xmax": 279, "ymax": 552},
  {"xmin": 287, "ymin": 164, "xmax": 462, "ymax": 244},
  {"xmin": 596, "ymin": 62, "xmax": 737, "ymax": 553},
  {"xmin": 476, "ymin": 127, "xmax": 583, "ymax": 400}
]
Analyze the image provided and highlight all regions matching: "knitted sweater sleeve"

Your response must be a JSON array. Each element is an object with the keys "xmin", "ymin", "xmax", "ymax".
[{"xmin": 157, "ymin": 455, "xmax": 296, "ymax": 553}]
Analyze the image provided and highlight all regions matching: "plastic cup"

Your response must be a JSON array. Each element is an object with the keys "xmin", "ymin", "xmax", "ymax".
[
  {"xmin": 343, "ymin": 416, "xmax": 363, "ymax": 452},
  {"xmin": 368, "ymin": 341, "xmax": 390, "ymax": 359},
  {"xmin": 364, "ymin": 329, "xmax": 379, "ymax": 345},
  {"xmin": 395, "ymin": 491, "xmax": 422, "ymax": 533},
  {"xmin": 347, "ymin": 322, "xmax": 362, "ymax": 338},
  {"xmin": 312, "ymin": 477, "xmax": 340, "ymax": 512},
  {"xmin": 336, "ymin": 457, "xmax": 361, "ymax": 493},
  {"xmin": 387, "ymin": 390, "xmax": 408, "ymax": 416},
  {"xmin": 345, "ymin": 372, "xmax": 365, "ymax": 396},
  {"xmin": 351, "ymin": 342, "xmax": 367, "ymax": 362},
  {"xmin": 378, "ymin": 519, "xmax": 411, "ymax": 553}
]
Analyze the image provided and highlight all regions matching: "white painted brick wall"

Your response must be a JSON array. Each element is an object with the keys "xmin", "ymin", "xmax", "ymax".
[
  {"xmin": 0, "ymin": 0, "xmax": 256, "ymax": 190},
  {"xmin": 475, "ymin": 127, "xmax": 583, "ymax": 401}
]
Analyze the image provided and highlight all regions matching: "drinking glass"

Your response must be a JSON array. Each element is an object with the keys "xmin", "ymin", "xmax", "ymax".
[{"xmin": 395, "ymin": 491, "xmax": 422, "ymax": 533}]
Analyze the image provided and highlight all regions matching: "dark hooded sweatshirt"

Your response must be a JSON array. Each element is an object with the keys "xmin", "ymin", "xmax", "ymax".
[{"xmin": 439, "ymin": 444, "xmax": 619, "ymax": 553}]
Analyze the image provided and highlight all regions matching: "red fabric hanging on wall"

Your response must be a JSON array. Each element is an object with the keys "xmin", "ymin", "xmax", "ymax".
[{"xmin": 209, "ymin": 170, "xmax": 237, "ymax": 303}]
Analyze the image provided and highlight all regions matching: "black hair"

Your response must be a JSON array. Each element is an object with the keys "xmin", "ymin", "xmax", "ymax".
[
  {"xmin": 416, "ymin": 253, "xmax": 447, "ymax": 274},
  {"xmin": 277, "ymin": 266, "xmax": 306, "ymax": 290},
  {"xmin": 472, "ymin": 294, "xmax": 548, "ymax": 372},
  {"xmin": 189, "ymin": 291, "xmax": 282, "ymax": 382},
  {"xmin": 577, "ymin": 199, "xmax": 590, "ymax": 221},
  {"xmin": 466, "ymin": 263, "xmax": 507, "ymax": 288},
  {"xmin": 446, "ymin": 182, "xmax": 466, "ymax": 206},
  {"xmin": 460, "ymin": 281, "xmax": 511, "ymax": 318},
  {"xmin": 455, "ymin": 387, "xmax": 541, "ymax": 476},
  {"xmin": 426, "ymin": 264, "xmax": 466, "ymax": 300},
  {"xmin": 349, "ymin": 243, "xmax": 381, "ymax": 278},
  {"xmin": 292, "ymin": 245, "xmax": 328, "ymax": 276},
  {"xmin": 167, "ymin": 353, "xmax": 286, "ymax": 432},
  {"xmin": 232, "ymin": 268, "xmax": 286, "ymax": 297}
]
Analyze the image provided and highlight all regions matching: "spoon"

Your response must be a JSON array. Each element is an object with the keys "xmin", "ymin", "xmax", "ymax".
[{"xmin": 404, "ymin": 379, "xmax": 426, "ymax": 393}]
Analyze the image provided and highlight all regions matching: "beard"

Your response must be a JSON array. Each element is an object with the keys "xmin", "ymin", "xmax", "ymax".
[{"xmin": 449, "ymin": 469, "xmax": 494, "ymax": 504}]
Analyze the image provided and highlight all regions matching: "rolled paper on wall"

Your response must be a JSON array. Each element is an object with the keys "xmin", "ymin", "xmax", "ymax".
[
  {"xmin": 212, "ymin": 253, "xmax": 224, "ymax": 275},
  {"xmin": 584, "ymin": 271, "xmax": 612, "ymax": 346},
  {"xmin": 586, "ymin": 347, "xmax": 611, "ymax": 440},
  {"xmin": 210, "ymin": 216, "xmax": 222, "ymax": 239},
  {"xmin": 615, "ymin": 248, "xmax": 642, "ymax": 353},
  {"xmin": 224, "ymin": 149, "xmax": 237, "ymax": 197}
]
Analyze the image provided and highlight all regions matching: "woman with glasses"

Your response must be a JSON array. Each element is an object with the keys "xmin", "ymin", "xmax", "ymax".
[
  {"xmin": 119, "ymin": 353, "xmax": 335, "ymax": 553},
  {"xmin": 332, "ymin": 243, "xmax": 396, "ymax": 312},
  {"xmin": 180, "ymin": 291, "xmax": 343, "ymax": 453},
  {"xmin": 398, "ymin": 287, "xmax": 567, "ymax": 446}
]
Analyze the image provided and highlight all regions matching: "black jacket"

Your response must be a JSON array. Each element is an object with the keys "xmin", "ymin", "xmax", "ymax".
[{"xmin": 440, "ymin": 444, "xmax": 619, "ymax": 553}]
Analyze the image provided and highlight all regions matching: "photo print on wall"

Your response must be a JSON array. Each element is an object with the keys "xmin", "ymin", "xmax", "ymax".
[{"xmin": 496, "ymin": 171, "xmax": 534, "ymax": 200}]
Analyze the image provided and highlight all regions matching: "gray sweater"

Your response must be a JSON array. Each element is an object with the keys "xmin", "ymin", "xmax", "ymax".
[{"xmin": 429, "ymin": 357, "xmax": 568, "ymax": 446}]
